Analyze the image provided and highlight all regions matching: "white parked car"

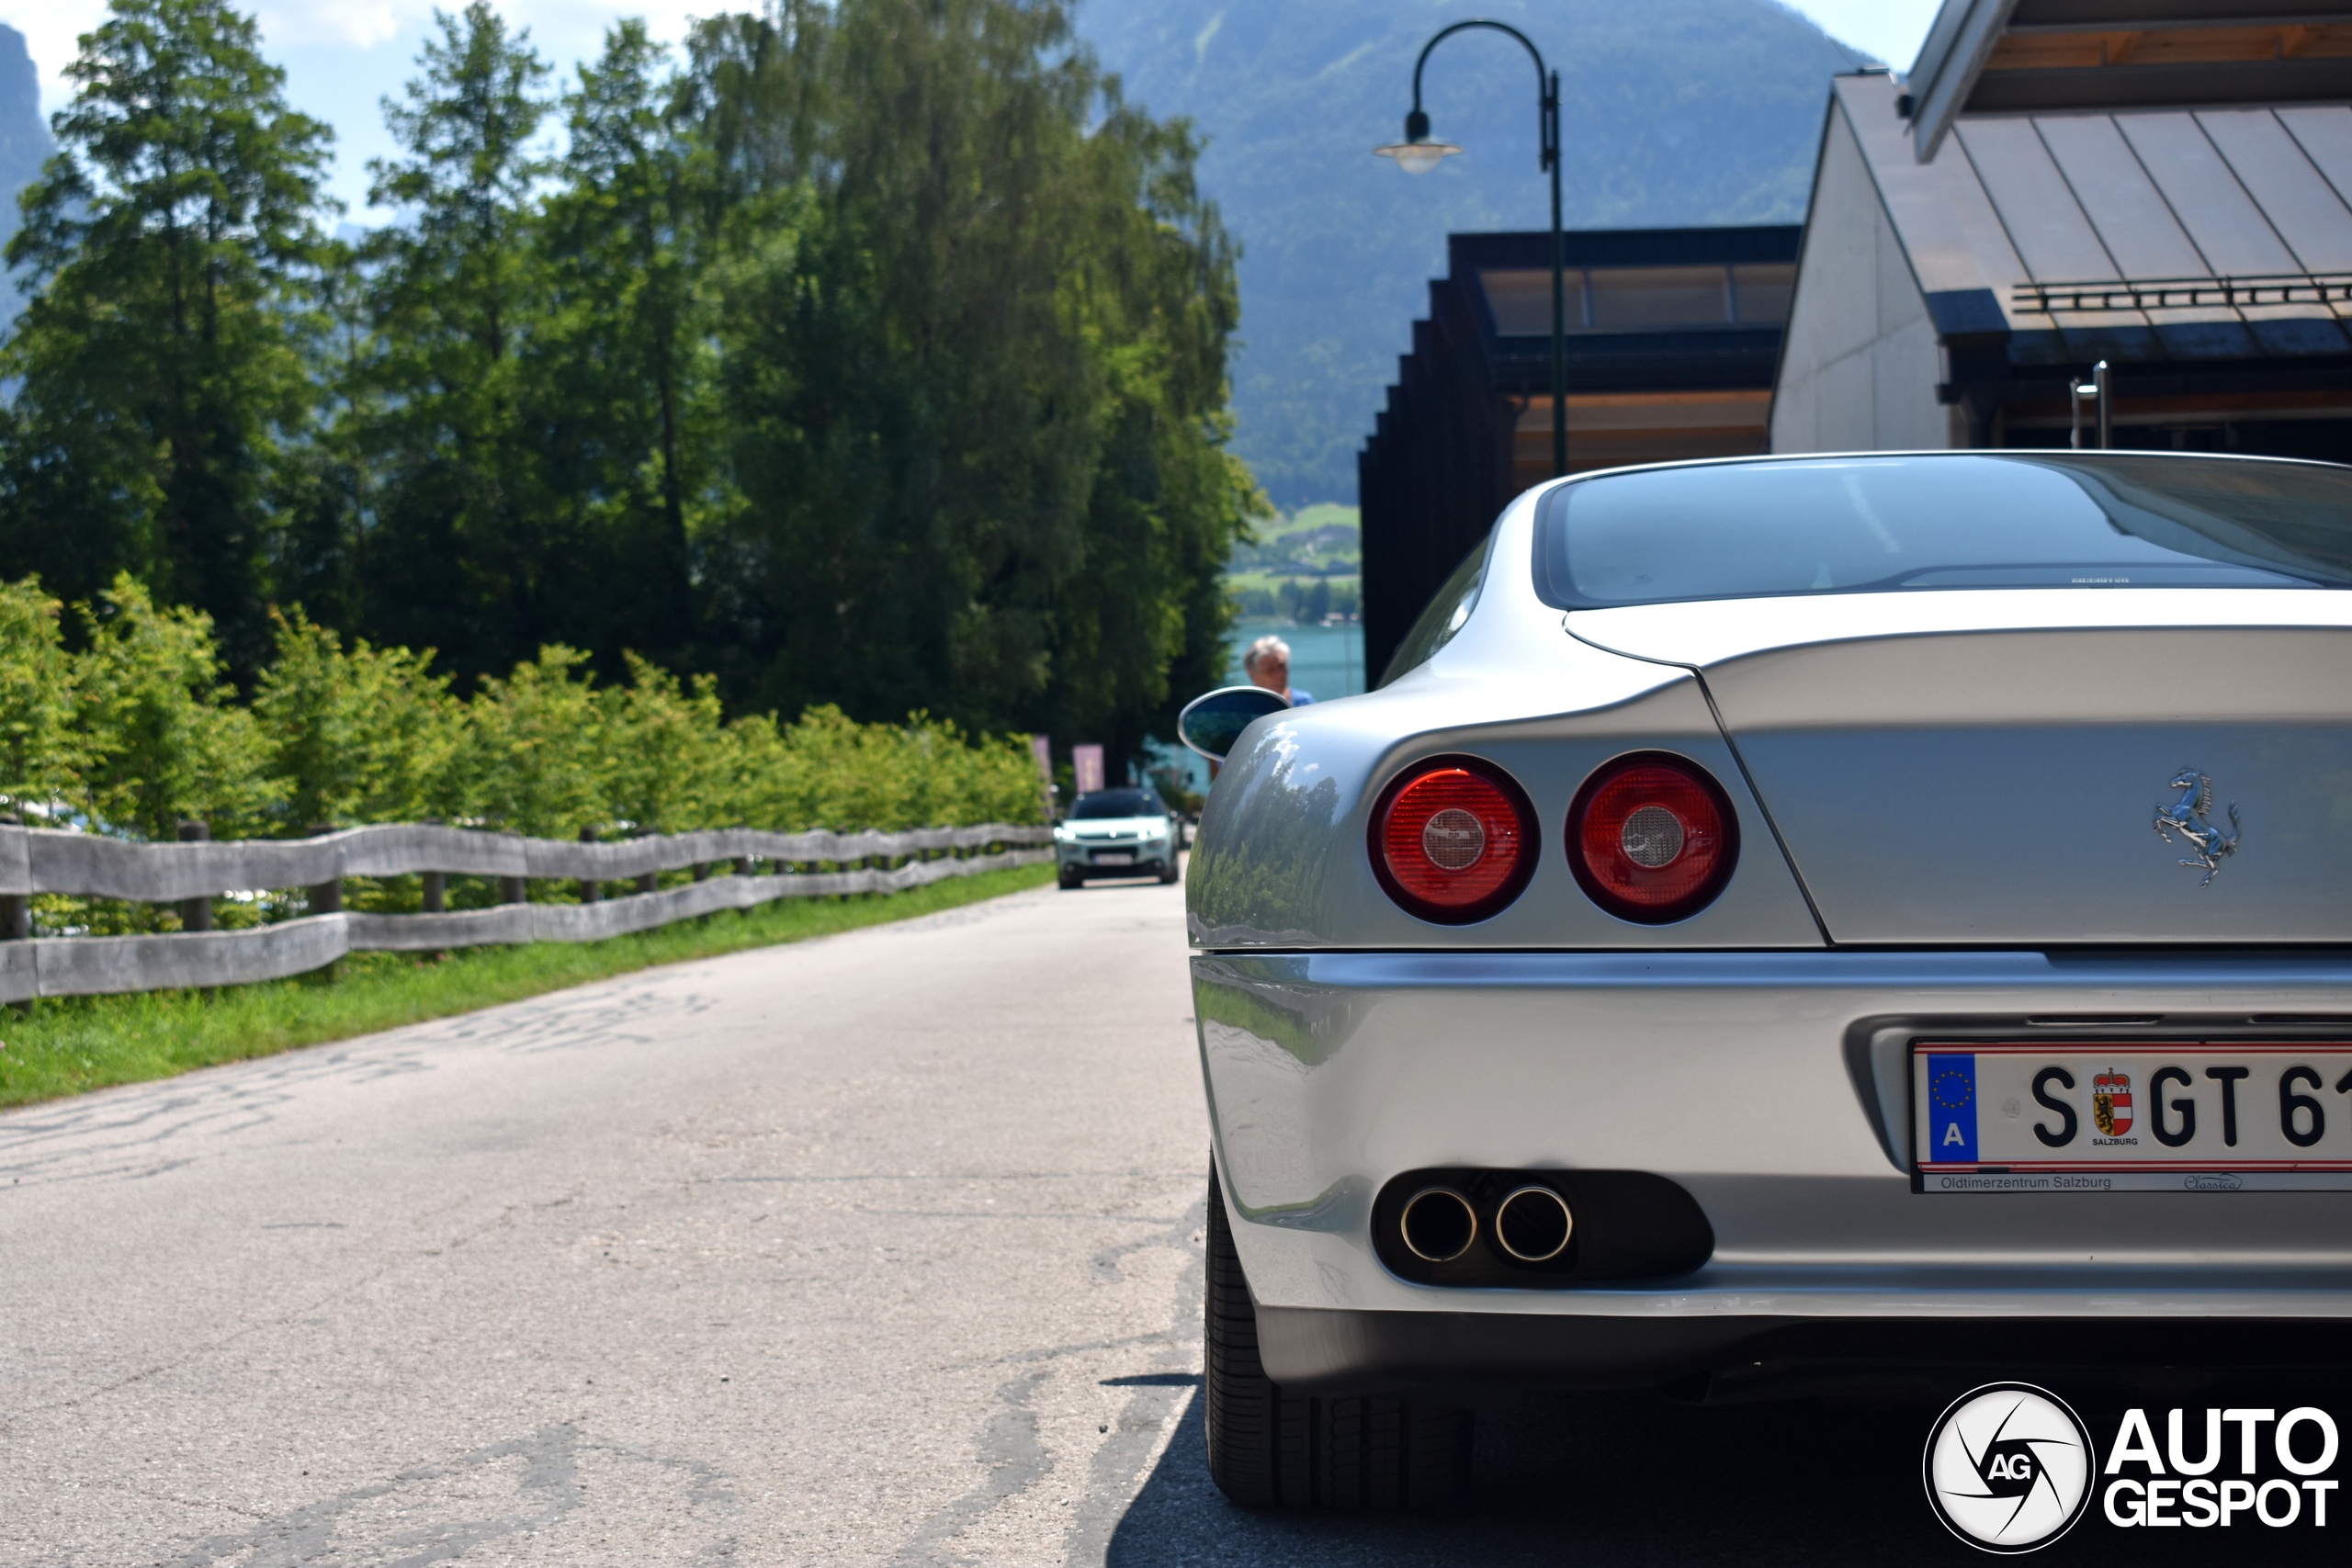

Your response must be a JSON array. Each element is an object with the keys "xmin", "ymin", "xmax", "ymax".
[
  {"xmin": 1181, "ymin": 451, "xmax": 2352, "ymax": 1509},
  {"xmin": 1053, "ymin": 787, "xmax": 1182, "ymax": 887}
]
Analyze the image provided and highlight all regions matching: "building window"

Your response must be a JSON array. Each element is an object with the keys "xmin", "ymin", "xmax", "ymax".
[
  {"xmin": 1481, "ymin": 265, "xmax": 1793, "ymax": 334},
  {"xmin": 1732, "ymin": 263, "xmax": 1795, "ymax": 324},
  {"xmin": 1478, "ymin": 268, "xmax": 1590, "ymax": 335},
  {"xmin": 1590, "ymin": 265, "xmax": 1735, "ymax": 328}
]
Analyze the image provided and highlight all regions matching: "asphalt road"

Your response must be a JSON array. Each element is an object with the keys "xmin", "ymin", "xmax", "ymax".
[{"xmin": 0, "ymin": 870, "xmax": 2333, "ymax": 1564}]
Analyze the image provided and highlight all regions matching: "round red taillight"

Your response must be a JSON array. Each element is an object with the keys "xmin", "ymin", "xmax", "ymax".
[
  {"xmin": 1369, "ymin": 757, "xmax": 1537, "ymax": 924},
  {"xmin": 1567, "ymin": 753, "xmax": 1738, "ymax": 923}
]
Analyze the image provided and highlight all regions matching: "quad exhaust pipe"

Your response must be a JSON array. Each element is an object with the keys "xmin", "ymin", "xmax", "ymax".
[
  {"xmin": 1398, "ymin": 1186, "xmax": 1478, "ymax": 1262},
  {"xmin": 1495, "ymin": 1184, "xmax": 1574, "ymax": 1261},
  {"xmin": 1396, "ymin": 1182, "xmax": 1577, "ymax": 1264},
  {"xmin": 1374, "ymin": 1167, "xmax": 1712, "ymax": 1287}
]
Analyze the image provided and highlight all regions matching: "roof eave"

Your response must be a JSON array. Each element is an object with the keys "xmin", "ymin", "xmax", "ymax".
[{"xmin": 1906, "ymin": 0, "xmax": 2019, "ymax": 164}]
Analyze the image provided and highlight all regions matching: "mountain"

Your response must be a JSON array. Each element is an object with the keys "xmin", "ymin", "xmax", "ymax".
[
  {"xmin": 1079, "ymin": 0, "xmax": 1870, "ymax": 506},
  {"xmin": 0, "ymin": 25, "xmax": 48, "ymax": 327}
]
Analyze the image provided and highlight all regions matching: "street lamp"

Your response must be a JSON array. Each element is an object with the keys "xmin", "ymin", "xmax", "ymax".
[{"xmin": 1374, "ymin": 19, "xmax": 1566, "ymax": 478}]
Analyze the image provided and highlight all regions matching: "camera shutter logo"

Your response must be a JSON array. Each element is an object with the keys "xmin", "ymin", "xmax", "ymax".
[{"xmin": 1924, "ymin": 1383, "xmax": 2096, "ymax": 1551}]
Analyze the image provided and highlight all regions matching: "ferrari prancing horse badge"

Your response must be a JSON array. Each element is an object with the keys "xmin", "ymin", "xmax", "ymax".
[{"xmin": 2154, "ymin": 768, "xmax": 2240, "ymax": 886}]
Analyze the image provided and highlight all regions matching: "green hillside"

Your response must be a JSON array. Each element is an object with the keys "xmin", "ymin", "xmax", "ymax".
[
  {"xmin": 1080, "ymin": 0, "xmax": 1870, "ymax": 506},
  {"xmin": 1230, "ymin": 505, "xmax": 1361, "ymax": 621}
]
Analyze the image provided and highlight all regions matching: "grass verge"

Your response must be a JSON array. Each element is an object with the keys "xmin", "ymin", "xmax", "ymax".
[{"xmin": 0, "ymin": 861, "xmax": 1057, "ymax": 1111}]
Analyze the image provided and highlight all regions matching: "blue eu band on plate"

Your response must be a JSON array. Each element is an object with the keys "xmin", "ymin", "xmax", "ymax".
[{"xmin": 1926, "ymin": 1054, "xmax": 1978, "ymax": 1165}]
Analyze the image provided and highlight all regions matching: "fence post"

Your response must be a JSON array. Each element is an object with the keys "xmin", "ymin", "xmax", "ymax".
[
  {"xmin": 305, "ymin": 822, "xmax": 343, "ymax": 915},
  {"xmin": 405, "ymin": 820, "xmax": 444, "ymax": 965},
  {"xmin": 692, "ymin": 861, "xmax": 709, "ymax": 882},
  {"xmin": 0, "ymin": 812, "xmax": 25, "ymax": 1014},
  {"xmin": 301, "ymin": 822, "xmax": 347, "ymax": 981},
  {"xmin": 0, "ymin": 812, "xmax": 25, "ymax": 942},
  {"xmin": 176, "ymin": 820, "xmax": 213, "ymax": 932},
  {"xmin": 635, "ymin": 830, "xmax": 657, "ymax": 896},
  {"xmin": 500, "ymin": 829, "xmax": 526, "ymax": 906},
  {"xmin": 578, "ymin": 826, "xmax": 600, "ymax": 903},
  {"xmin": 420, "ymin": 818, "xmax": 446, "ymax": 914}
]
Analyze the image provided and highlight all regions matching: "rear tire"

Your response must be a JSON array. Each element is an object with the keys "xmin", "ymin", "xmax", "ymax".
[{"xmin": 1204, "ymin": 1162, "xmax": 1472, "ymax": 1509}]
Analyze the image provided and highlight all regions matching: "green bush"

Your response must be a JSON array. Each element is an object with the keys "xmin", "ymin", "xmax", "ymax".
[
  {"xmin": 254, "ymin": 608, "xmax": 471, "ymax": 829},
  {"xmin": 0, "ymin": 571, "xmax": 1045, "ymax": 844},
  {"xmin": 0, "ymin": 577, "xmax": 86, "ymax": 813},
  {"xmin": 76, "ymin": 576, "xmax": 284, "ymax": 841}
]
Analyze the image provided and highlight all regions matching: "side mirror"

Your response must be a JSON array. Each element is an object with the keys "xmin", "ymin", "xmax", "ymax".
[{"xmin": 1177, "ymin": 685, "xmax": 1290, "ymax": 763}]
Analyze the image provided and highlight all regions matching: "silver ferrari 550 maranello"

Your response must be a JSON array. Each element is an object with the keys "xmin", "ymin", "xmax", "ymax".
[{"xmin": 1177, "ymin": 450, "xmax": 2352, "ymax": 1509}]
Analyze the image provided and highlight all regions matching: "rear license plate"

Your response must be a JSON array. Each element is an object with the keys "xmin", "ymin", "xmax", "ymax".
[
  {"xmin": 1093, "ymin": 852, "xmax": 1133, "ymax": 865},
  {"xmin": 1914, "ymin": 1042, "xmax": 2352, "ymax": 1193}
]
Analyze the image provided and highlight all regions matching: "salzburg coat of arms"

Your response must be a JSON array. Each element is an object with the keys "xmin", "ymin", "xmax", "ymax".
[{"xmin": 2092, "ymin": 1070, "xmax": 2133, "ymax": 1138}]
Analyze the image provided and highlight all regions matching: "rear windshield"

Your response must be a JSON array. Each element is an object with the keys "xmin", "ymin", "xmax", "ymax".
[
  {"xmin": 1532, "ymin": 454, "xmax": 2352, "ymax": 609},
  {"xmin": 1377, "ymin": 537, "xmax": 1487, "ymax": 687},
  {"xmin": 1071, "ymin": 789, "xmax": 1165, "ymax": 819}
]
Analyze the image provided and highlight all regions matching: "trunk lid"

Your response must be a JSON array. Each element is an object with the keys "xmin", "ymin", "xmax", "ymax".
[{"xmin": 1569, "ymin": 592, "xmax": 2352, "ymax": 943}]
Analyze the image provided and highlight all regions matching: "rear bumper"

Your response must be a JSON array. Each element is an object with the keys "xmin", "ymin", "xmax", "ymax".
[
  {"xmin": 1257, "ymin": 1304, "xmax": 2352, "ymax": 1397},
  {"xmin": 1195, "ymin": 947, "xmax": 2352, "ymax": 1337}
]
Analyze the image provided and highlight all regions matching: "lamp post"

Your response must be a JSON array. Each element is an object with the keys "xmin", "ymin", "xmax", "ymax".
[{"xmin": 1374, "ymin": 19, "xmax": 1566, "ymax": 478}]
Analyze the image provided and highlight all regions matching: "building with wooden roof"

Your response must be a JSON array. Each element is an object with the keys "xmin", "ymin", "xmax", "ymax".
[{"xmin": 1774, "ymin": 1, "xmax": 2352, "ymax": 458}]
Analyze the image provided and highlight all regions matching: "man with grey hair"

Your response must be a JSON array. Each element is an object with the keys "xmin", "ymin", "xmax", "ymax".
[{"xmin": 1242, "ymin": 635, "xmax": 1314, "ymax": 705}]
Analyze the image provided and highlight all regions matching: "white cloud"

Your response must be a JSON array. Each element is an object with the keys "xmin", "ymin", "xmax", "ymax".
[
  {"xmin": 255, "ymin": 0, "xmax": 409, "ymax": 51},
  {"xmin": 3, "ymin": 0, "xmax": 715, "ymax": 115},
  {"xmin": 1774, "ymin": 0, "xmax": 1942, "ymax": 73},
  {"xmin": 1, "ymin": 1, "xmax": 721, "ymax": 219},
  {"xmin": 1, "ymin": 3, "xmax": 104, "ymax": 111}
]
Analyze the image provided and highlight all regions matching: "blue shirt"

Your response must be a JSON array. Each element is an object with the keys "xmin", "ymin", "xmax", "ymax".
[{"xmin": 1289, "ymin": 688, "xmax": 1315, "ymax": 705}]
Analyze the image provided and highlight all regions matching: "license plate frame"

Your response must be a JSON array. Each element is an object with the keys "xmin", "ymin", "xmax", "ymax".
[
  {"xmin": 1912, "ymin": 1041, "xmax": 2352, "ymax": 1193},
  {"xmin": 1092, "ymin": 852, "xmax": 1134, "ymax": 866}
]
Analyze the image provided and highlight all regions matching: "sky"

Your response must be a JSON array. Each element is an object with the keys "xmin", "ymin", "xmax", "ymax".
[{"xmin": 0, "ymin": 0, "xmax": 1947, "ymax": 220}]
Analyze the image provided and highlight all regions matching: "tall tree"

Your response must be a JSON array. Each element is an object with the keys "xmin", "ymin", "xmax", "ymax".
[
  {"xmin": 691, "ymin": 0, "xmax": 1254, "ymax": 761},
  {"xmin": 1048, "ymin": 94, "xmax": 1259, "ymax": 765},
  {"xmin": 349, "ymin": 1, "xmax": 550, "ymax": 678},
  {"xmin": 531, "ymin": 20, "xmax": 708, "ymax": 669},
  {"xmin": 0, "ymin": 0, "xmax": 333, "ymax": 676}
]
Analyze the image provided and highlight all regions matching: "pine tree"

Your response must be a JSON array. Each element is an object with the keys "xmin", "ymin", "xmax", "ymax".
[
  {"xmin": 348, "ymin": 1, "xmax": 551, "ymax": 678},
  {"xmin": 0, "ymin": 0, "xmax": 334, "ymax": 677},
  {"xmin": 532, "ymin": 20, "xmax": 709, "ymax": 670}
]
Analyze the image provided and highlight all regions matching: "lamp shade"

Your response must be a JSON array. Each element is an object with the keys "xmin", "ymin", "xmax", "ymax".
[{"xmin": 1374, "ymin": 140, "xmax": 1462, "ymax": 175}]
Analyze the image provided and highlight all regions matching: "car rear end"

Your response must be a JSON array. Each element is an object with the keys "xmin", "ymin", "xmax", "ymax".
[{"xmin": 1190, "ymin": 452, "xmax": 2352, "ymax": 1405}]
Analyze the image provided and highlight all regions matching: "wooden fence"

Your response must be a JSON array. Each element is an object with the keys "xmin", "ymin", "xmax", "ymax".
[{"xmin": 0, "ymin": 821, "xmax": 1052, "ymax": 1002}]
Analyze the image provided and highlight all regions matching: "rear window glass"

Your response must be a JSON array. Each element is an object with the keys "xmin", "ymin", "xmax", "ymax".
[
  {"xmin": 1071, "ymin": 789, "xmax": 1164, "ymax": 819},
  {"xmin": 1377, "ymin": 539, "xmax": 1487, "ymax": 687},
  {"xmin": 1532, "ymin": 454, "xmax": 2352, "ymax": 609}
]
